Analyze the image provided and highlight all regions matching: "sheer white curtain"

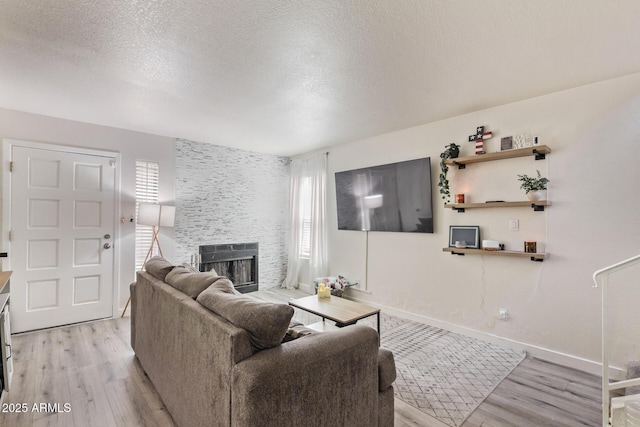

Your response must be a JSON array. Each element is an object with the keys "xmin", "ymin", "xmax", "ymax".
[{"xmin": 282, "ymin": 153, "xmax": 328, "ymax": 289}]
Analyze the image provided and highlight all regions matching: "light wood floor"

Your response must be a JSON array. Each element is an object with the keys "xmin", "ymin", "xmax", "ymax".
[{"xmin": 0, "ymin": 288, "xmax": 602, "ymax": 427}]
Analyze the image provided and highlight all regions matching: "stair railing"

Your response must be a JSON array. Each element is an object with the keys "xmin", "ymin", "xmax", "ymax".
[{"xmin": 593, "ymin": 254, "xmax": 640, "ymax": 426}]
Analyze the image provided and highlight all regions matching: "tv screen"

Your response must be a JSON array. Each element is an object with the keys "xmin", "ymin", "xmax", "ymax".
[{"xmin": 335, "ymin": 157, "xmax": 433, "ymax": 233}]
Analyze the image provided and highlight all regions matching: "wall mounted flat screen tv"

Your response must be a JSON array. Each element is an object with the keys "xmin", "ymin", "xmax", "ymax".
[{"xmin": 335, "ymin": 157, "xmax": 433, "ymax": 233}]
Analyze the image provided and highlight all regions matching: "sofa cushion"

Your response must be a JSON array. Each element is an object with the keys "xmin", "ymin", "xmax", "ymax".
[
  {"xmin": 165, "ymin": 265, "xmax": 221, "ymax": 299},
  {"xmin": 144, "ymin": 256, "xmax": 175, "ymax": 281},
  {"xmin": 205, "ymin": 275, "xmax": 242, "ymax": 295},
  {"xmin": 197, "ymin": 285, "xmax": 294, "ymax": 351}
]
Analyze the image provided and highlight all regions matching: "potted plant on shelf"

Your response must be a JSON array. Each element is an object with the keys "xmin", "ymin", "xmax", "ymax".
[
  {"xmin": 517, "ymin": 170, "xmax": 550, "ymax": 202},
  {"xmin": 438, "ymin": 143, "xmax": 460, "ymax": 203}
]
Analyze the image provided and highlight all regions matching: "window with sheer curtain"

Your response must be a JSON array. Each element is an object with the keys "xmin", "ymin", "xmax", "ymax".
[
  {"xmin": 282, "ymin": 154, "xmax": 327, "ymax": 289},
  {"xmin": 299, "ymin": 177, "xmax": 312, "ymax": 258},
  {"xmin": 135, "ymin": 161, "xmax": 159, "ymax": 272}
]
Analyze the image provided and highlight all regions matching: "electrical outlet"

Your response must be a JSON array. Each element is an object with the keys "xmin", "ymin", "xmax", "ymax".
[
  {"xmin": 499, "ymin": 308, "xmax": 509, "ymax": 320},
  {"xmin": 509, "ymin": 219, "xmax": 519, "ymax": 231}
]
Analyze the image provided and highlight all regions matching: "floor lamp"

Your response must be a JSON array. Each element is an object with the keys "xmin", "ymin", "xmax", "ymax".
[
  {"xmin": 362, "ymin": 194, "xmax": 383, "ymax": 291},
  {"xmin": 121, "ymin": 203, "xmax": 176, "ymax": 317},
  {"xmin": 138, "ymin": 203, "xmax": 176, "ymax": 264}
]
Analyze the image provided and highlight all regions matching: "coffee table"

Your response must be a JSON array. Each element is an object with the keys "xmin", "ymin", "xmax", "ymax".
[{"xmin": 288, "ymin": 295, "xmax": 380, "ymax": 335}]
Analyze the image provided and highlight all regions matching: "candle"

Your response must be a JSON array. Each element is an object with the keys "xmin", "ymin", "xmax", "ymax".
[
  {"xmin": 317, "ymin": 283, "xmax": 330, "ymax": 298},
  {"xmin": 455, "ymin": 193, "xmax": 465, "ymax": 204}
]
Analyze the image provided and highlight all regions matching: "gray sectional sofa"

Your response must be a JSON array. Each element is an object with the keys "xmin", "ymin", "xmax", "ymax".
[{"xmin": 130, "ymin": 257, "xmax": 396, "ymax": 427}]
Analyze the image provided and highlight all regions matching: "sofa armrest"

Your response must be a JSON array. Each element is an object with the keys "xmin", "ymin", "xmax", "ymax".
[
  {"xmin": 231, "ymin": 325, "xmax": 379, "ymax": 427},
  {"xmin": 377, "ymin": 348, "xmax": 396, "ymax": 391}
]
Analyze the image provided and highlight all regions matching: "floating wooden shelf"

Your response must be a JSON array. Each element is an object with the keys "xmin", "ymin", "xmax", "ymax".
[
  {"xmin": 443, "ymin": 247, "xmax": 547, "ymax": 262},
  {"xmin": 445, "ymin": 145, "xmax": 551, "ymax": 168},
  {"xmin": 441, "ymin": 144, "xmax": 551, "ymax": 262},
  {"xmin": 444, "ymin": 200, "xmax": 551, "ymax": 212}
]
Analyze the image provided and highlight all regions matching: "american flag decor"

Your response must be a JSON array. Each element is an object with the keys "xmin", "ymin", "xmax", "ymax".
[{"xmin": 468, "ymin": 125, "xmax": 493, "ymax": 155}]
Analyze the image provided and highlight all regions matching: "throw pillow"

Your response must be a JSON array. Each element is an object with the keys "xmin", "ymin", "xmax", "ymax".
[
  {"xmin": 197, "ymin": 286, "xmax": 294, "ymax": 351},
  {"xmin": 207, "ymin": 276, "xmax": 236, "ymax": 293},
  {"xmin": 144, "ymin": 257, "xmax": 175, "ymax": 281},
  {"xmin": 282, "ymin": 324, "xmax": 318, "ymax": 343},
  {"xmin": 165, "ymin": 265, "xmax": 221, "ymax": 299}
]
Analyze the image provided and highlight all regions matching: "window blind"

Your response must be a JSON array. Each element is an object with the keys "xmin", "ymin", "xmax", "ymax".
[
  {"xmin": 299, "ymin": 177, "xmax": 312, "ymax": 258},
  {"xmin": 135, "ymin": 161, "xmax": 159, "ymax": 271}
]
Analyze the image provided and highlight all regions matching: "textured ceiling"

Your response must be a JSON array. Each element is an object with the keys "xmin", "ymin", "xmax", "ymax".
[{"xmin": 1, "ymin": 0, "xmax": 639, "ymax": 156}]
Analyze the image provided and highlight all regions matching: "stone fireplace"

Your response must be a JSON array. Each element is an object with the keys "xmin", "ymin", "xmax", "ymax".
[{"xmin": 199, "ymin": 243, "xmax": 258, "ymax": 293}]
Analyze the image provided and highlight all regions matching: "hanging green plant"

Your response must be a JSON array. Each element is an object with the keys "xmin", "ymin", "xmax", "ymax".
[{"xmin": 438, "ymin": 143, "xmax": 460, "ymax": 203}]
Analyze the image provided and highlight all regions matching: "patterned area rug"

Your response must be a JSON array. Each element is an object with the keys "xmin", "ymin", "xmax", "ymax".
[{"xmin": 360, "ymin": 313, "xmax": 525, "ymax": 427}]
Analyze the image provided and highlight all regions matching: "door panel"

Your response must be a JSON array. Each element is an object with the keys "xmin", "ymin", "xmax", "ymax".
[{"xmin": 11, "ymin": 146, "xmax": 115, "ymax": 332}]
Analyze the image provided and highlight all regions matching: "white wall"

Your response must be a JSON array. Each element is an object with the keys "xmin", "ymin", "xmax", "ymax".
[
  {"xmin": 0, "ymin": 108, "xmax": 176, "ymax": 313},
  {"xmin": 324, "ymin": 73, "xmax": 640, "ymax": 373}
]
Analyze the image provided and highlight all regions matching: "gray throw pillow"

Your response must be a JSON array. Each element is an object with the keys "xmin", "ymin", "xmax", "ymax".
[
  {"xmin": 197, "ymin": 285, "xmax": 294, "ymax": 351},
  {"xmin": 165, "ymin": 265, "xmax": 221, "ymax": 299},
  {"xmin": 178, "ymin": 263, "xmax": 227, "ymax": 285},
  {"xmin": 282, "ymin": 324, "xmax": 318, "ymax": 343},
  {"xmin": 144, "ymin": 257, "xmax": 175, "ymax": 281}
]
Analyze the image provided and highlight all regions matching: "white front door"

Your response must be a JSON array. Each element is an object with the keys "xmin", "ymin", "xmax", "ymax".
[{"xmin": 10, "ymin": 146, "xmax": 116, "ymax": 333}]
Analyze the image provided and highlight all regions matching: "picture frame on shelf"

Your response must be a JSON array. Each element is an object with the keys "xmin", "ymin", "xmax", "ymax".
[
  {"xmin": 500, "ymin": 136, "xmax": 513, "ymax": 150},
  {"xmin": 449, "ymin": 226, "xmax": 481, "ymax": 249}
]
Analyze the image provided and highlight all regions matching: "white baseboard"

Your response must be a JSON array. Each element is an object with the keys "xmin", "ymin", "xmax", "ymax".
[{"xmin": 344, "ymin": 293, "xmax": 624, "ymax": 380}]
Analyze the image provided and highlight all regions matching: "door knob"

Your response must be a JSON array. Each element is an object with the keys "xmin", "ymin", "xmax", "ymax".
[{"xmin": 103, "ymin": 243, "xmax": 112, "ymax": 249}]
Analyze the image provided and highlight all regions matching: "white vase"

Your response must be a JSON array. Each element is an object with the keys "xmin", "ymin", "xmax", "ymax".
[{"xmin": 527, "ymin": 190, "xmax": 547, "ymax": 202}]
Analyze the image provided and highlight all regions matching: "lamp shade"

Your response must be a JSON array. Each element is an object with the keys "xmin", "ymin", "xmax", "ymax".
[
  {"xmin": 159, "ymin": 205, "xmax": 176, "ymax": 227},
  {"xmin": 137, "ymin": 203, "xmax": 161, "ymax": 226}
]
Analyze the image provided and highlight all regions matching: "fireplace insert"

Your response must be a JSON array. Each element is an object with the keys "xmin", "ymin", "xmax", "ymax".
[{"xmin": 199, "ymin": 243, "xmax": 258, "ymax": 293}]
